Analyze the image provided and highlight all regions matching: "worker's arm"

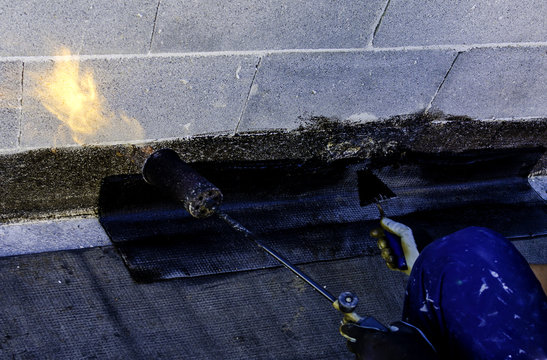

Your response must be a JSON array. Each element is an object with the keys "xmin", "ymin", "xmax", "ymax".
[{"xmin": 374, "ymin": 219, "xmax": 547, "ymax": 297}]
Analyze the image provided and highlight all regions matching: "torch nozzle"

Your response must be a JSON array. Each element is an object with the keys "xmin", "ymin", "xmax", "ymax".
[{"xmin": 142, "ymin": 149, "xmax": 223, "ymax": 218}]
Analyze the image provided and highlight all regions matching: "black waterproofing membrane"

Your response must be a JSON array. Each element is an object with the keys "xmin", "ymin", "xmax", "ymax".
[
  {"xmin": 0, "ymin": 248, "xmax": 409, "ymax": 359},
  {"xmin": 99, "ymin": 148, "xmax": 547, "ymax": 282}
]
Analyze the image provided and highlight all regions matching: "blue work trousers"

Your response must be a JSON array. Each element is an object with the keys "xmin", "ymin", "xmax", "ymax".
[{"xmin": 403, "ymin": 227, "xmax": 547, "ymax": 360}]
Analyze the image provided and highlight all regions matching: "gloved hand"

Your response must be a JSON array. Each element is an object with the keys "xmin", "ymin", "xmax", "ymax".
[
  {"xmin": 340, "ymin": 320, "xmax": 438, "ymax": 360},
  {"xmin": 370, "ymin": 218, "xmax": 420, "ymax": 275}
]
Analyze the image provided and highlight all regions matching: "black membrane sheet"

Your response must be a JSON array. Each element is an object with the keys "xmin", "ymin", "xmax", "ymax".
[
  {"xmin": 0, "ymin": 247, "xmax": 409, "ymax": 360},
  {"xmin": 98, "ymin": 148, "xmax": 547, "ymax": 282}
]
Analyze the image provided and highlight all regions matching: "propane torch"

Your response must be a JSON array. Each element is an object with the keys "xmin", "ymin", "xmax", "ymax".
[{"xmin": 142, "ymin": 148, "xmax": 389, "ymax": 331}]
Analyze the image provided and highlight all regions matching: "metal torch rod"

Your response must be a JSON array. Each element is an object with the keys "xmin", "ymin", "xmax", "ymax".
[
  {"xmin": 142, "ymin": 149, "xmax": 337, "ymax": 303},
  {"xmin": 217, "ymin": 211, "xmax": 337, "ymax": 303}
]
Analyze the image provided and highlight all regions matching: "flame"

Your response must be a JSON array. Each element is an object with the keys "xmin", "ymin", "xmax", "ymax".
[{"xmin": 34, "ymin": 48, "xmax": 143, "ymax": 145}]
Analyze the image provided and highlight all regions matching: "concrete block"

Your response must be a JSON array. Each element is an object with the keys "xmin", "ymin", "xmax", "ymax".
[
  {"xmin": 238, "ymin": 50, "xmax": 457, "ymax": 131},
  {"xmin": 0, "ymin": 61, "xmax": 22, "ymax": 149},
  {"xmin": 21, "ymin": 55, "xmax": 258, "ymax": 148},
  {"xmin": 0, "ymin": 0, "xmax": 158, "ymax": 56},
  {"xmin": 431, "ymin": 47, "xmax": 547, "ymax": 119},
  {"xmin": 0, "ymin": 218, "xmax": 111, "ymax": 257},
  {"xmin": 151, "ymin": 0, "xmax": 386, "ymax": 52},
  {"xmin": 0, "ymin": 109, "xmax": 19, "ymax": 149},
  {"xmin": 374, "ymin": 0, "xmax": 547, "ymax": 47},
  {"xmin": 529, "ymin": 176, "xmax": 547, "ymax": 200}
]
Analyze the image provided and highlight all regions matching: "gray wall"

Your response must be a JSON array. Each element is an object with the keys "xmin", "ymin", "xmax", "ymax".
[{"xmin": 0, "ymin": 0, "xmax": 546, "ymax": 151}]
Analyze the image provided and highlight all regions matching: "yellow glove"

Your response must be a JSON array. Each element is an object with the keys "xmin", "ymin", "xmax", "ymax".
[{"xmin": 370, "ymin": 218, "xmax": 420, "ymax": 275}]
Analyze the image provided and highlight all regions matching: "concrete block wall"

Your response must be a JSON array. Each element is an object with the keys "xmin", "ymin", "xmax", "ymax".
[{"xmin": 0, "ymin": 0, "xmax": 546, "ymax": 151}]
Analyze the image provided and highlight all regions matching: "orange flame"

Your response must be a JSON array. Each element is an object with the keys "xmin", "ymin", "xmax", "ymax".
[{"xmin": 34, "ymin": 48, "xmax": 143, "ymax": 145}]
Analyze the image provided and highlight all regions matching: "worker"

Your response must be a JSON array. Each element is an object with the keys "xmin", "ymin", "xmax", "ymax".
[{"xmin": 340, "ymin": 219, "xmax": 547, "ymax": 360}]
